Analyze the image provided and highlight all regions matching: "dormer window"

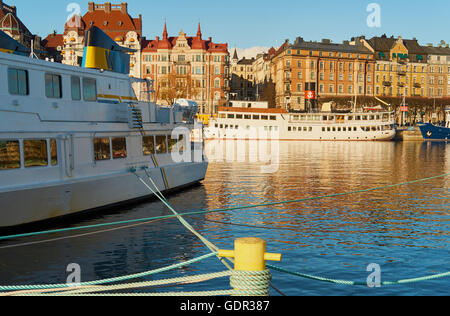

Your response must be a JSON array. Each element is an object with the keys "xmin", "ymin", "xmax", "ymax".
[
  {"xmin": 104, "ymin": 21, "xmax": 108, "ymax": 26},
  {"xmin": 118, "ymin": 21, "xmax": 123, "ymax": 26}
]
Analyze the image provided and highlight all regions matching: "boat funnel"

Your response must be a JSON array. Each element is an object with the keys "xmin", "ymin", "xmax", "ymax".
[
  {"xmin": 0, "ymin": 30, "xmax": 30, "ymax": 55},
  {"xmin": 82, "ymin": 26, "xmax": 136, "ymax": 74}
]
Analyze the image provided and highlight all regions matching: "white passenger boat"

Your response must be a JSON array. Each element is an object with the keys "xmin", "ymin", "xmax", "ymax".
[
  {"xmin": 204, "ymin": 101, "xmax": 396, "ymax": 141},
  {"xmin": 0, "ymin": 27, "xmax": 207, "ymax": 228}
]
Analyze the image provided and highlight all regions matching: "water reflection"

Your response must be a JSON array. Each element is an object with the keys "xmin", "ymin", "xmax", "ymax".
[{"xmin": 0, "ymin": 141, "xmax": 448, "ymax": 296}]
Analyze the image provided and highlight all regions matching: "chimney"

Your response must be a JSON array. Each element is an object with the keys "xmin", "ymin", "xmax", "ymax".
[
  {"xmin": 88, "ymin": 2, "xmax": 94, "ymax": 12},
  {"xmin": 105, "ymin": 2, "xmax": 111, "ymax": 13},
  {"xmin": 121, "ymin": 2, "xmax": 128, "ymax": 14}
]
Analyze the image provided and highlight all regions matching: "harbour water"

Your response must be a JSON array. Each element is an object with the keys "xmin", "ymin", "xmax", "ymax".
[{"xmin": 0, "ymin": 141, "xmax": 449, "ymax": 296}]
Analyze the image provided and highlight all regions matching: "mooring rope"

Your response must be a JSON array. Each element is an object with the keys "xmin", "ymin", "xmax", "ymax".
[
  {"xmin": 267, "ymin": 264, "xmax": 450, "ymax": 286},
  {"xmin": 5, "ymin": 271, "xmax": 233, "ymax": 296},
  {"xmin": 134, "ymin": 167, "xmax": 233, "ymax": 271},
  {"xmin": 0, "ymin": 252, "xmax": 217, "ymax": 292}
]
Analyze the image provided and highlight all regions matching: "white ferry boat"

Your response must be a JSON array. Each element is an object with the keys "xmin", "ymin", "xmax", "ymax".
[
  {"xmin": 204, "ymin": 101, "xmax": 396, "ymax": 141},
  {"xmin": 0, "ymin": 27, "xmax": 207, "ymax": 228}
]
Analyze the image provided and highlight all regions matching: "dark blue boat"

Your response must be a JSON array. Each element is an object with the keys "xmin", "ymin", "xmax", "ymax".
[{"xmin": 419, "ymin": 109, "xmax": 450, "ymax": 141}]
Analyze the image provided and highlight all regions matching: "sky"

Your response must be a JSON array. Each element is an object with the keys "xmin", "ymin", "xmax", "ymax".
[{"xmin": 9, "ymin": 0, "xmax": 450, "ymax": 56}]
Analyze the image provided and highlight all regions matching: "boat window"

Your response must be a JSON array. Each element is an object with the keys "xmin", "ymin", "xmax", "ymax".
[
  {"xmin": 355, "ymin": 116, "xmax": 361, "ymax": 121},
  {"xmin": 24, "ymin": 140, "xmax": 48, "ymax": 168},
  {"xmin": 236, "ymin": 114, "xmax": 243, "ymax": 119},
  {"xmin": 348, "ymin": 116, "xmax": 353, "ymax": 121},
  {"xmin": 309, "ymin": 127, "xmax": 312, "ymax": 132},
  {"xmin": 156, "ymin": 135, "xmax": 167, "ymax": 154},
  {"xmin": 71, "ymin": 76, "xmax": 81, "ymax": 101},
  {"xmin": 244, "ymin": 115, "xmax": 251, "ymax": 120},
  {"xmin": 292, "ymin": 115, "xmax": 299, "ymax": 121},
  {"xmin": 219, "ymin": 114, "xmax": 226, "ymax": 119},
  {"xmin": 112, "ymin": 138, "xmax": 127, "ymax": 159},
  {"xmin": 227, "ymin": 114, "xmax": 235, "ymax": 119},
  {"xmin": 50, "ymin": 139, "xmax": 58, "ymax": 166},
  {"xmin": 354, "ymin": 127, "xmax": 357, "ymax": 131},
  {"xmin": 270, "ymin": 116, "xmax": 277, "ymax": 121},
  {"xmin": 299, "ymin": 116, "xmax": 306, "ymax": 121},
  {"xmin": 94, "ymin": 138, "xmax": 111, "ymax": 161},
  {"xmin": 169, "ymin": 136, "xmax": 178, "ymax": 152},
  {"xmin": 0, "ymin": 140, "xmax": 20, "ymax": 170},
  {"xmin": 261, "ymin": 115, "xmax": 269, "ymax": 120},
  {"xmin": 293, "ymin": 127, "xmax": 297, "ymax": 132},
  {"xmin": 8, "ymin": 68, "xmax": 29, "ymax": 96},
  {"xmin": 328, "ymin": 116, "xmax": 335, "ymax": 121},
  {"xmin": 253, "ymin": 115, "xmax": 260, "ymax": 120},
  {"xmin": 83, "ymin": 78, "xmax": 97, "ymax": 102},
  {"xmin": 45, "ymin": 73, "xmax": 62, "ymax": 99},
  {"xmin": 288, "ymin": 127, "xmax": 292, "ymax": 132},
  {"xmin": 322, "ymin": 116, "xmax": 328, "ymax": 121},
  {"xmin": 143, "ymin": 136, "xmax": 155, "ymax": 155},
  {"xmin": 322, "ymin": 127, "xmax": 326, "ymax": 132},
  {"xmin": 362, "ymin": 116, "xmax": 368, "ymax": 120}
]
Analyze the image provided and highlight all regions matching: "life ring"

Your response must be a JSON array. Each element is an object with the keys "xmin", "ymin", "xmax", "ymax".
[{"xmin": 426, "ymin": 131, "xmax": 432, "ymax": 137}]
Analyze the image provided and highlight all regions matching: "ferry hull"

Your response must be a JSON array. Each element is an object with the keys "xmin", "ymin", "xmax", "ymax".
[
  {"xmin": 0, "ymin": 162, "xmax": 208, "ymax": 228},
  {"xmin": 419, "ymin": 124, "xmax": 450, "ymax": 141}
]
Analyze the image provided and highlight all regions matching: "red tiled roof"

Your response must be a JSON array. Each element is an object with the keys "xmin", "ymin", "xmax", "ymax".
[
  {"xmin": 142, "ymin": 23, "xmax": 228, "ymax": 53},
  {"xmin": 0, "ymin": 2, "xmax": 32, "ymax": 37},
  {"xmin": 42, "ymin": 33, "xmax": 64, "ymax": 51},
  {"xmin": 63, "ymin": 3, "xmax": 142, "ymax": 41}
]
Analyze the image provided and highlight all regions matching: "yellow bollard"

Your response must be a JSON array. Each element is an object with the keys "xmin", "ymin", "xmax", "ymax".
[{"xmin": 219, "ymin": 238, "xmax": 282, "ymax": 296}]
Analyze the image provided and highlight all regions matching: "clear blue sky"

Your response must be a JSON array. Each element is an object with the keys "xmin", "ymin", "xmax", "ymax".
[{"xmin": 9, "ymin": 0, "xmax": 450, "ymax": 49}]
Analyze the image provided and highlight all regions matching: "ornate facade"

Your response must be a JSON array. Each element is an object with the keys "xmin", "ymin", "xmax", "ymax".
[
  {"xmin": 49, "ymin": 2, "xmax": 143, "ymax": 78},
  {"xmin": 141, "ymin": 23, "xmax": 229, "ymax": 114}
]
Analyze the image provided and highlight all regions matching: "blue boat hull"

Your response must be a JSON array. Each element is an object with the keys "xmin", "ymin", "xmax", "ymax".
[{"xmin": 419, "ymin": 123, "xmax": 450, "ymax": 141}]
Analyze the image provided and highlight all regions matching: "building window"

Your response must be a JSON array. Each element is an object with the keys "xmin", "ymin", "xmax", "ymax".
[
  {"xmin": 45, "ymin": 73, "xmax": 62, "ymax": 99},
  {"xmin": 24, "ymin": 140, "xmax": 48, "ymax": 168},
  {"xmin": 71, "ymin": 76, "xmax": 81, "ymax": 101},
  {"xmin": 83, "ymin": 78, "xmax": 97, "ymax": 102},
  {"xmin": 94, "ymin": 138, "xmax": 111, "ymax": 161},
  {"xmin": 112, "ymin": 137, "xmax": 127, "ymax": 159},
  {"xmin": 8, "ymin": 68, "xmax": 28, "ymax": 96},
  {"xmin": 0, "ymin": 140, "xmax": 20, "ymax": 170}
]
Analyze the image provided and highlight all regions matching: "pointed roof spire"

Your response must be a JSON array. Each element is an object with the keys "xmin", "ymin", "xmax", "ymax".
[
  {"xmin": 163, "ymin": 21, "xmax": 168, "ymax": 39},
  {"xmin": 197, "ymin": 22, "xmax": 202, "ymax": 39},
  {"xmin": 233, "ymin": 48, "xmax": 238, "ymax": 60}
]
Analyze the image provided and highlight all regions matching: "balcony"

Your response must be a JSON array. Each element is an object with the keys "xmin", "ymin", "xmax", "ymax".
[
  {"xmin": 383, "ymin": 81, "xmax": 392, "ymax": 87},
  {"xmin": 413, "ymin": 83, "xmax": 421, "ymax": 88},
  {"xmin": 398, "ymin": 82, "xmax": 405, "ymax": 87},
  {"xmin": 397, "ymin": 71, "xmax": 407, "ymax": 76}
]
